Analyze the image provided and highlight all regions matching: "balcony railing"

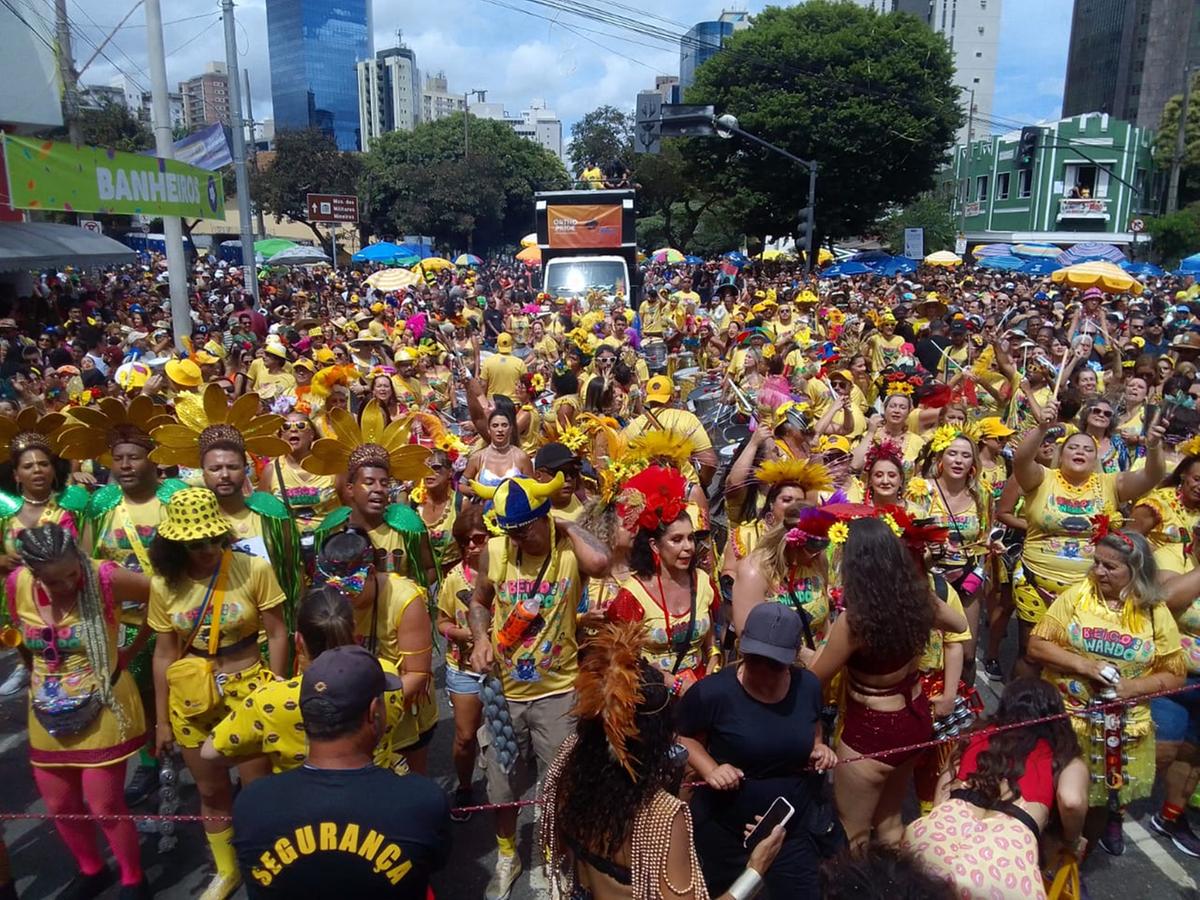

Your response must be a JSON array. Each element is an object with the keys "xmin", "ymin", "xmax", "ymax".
[{"xmin": 1057, "ymin": 197, "xmax": 1110, "ymax": 220}]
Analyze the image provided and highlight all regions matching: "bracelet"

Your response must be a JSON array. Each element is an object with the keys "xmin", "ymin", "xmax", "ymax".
[
  {"xmin": 727, "ymin": 868, "xmax": 764, "ymax": 900},
  {"xmin": 671, "ymin": 675, "xmax": 685, "ymax": 696}
]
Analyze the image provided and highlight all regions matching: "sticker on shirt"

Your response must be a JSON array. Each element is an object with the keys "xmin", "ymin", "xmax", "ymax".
[{"xmin": 233, "ymin": 535, "xmax": 270, "ymax": 561}]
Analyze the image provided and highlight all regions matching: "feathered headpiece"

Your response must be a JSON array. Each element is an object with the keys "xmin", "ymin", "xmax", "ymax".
[
  {"xmin": 627, "ymin": 424, "xmax": 704, "ymax": 470},
  {"xmin": 875, "ymin": 504, "xmax": 951, "ymax": 561},
  {"xmin": 148, "ymin": 383, "xmax": 290, "ymax": 467},
  {"xmin": 753, "ymin": 457, "xmax": 833, "ymax": 495},
  {"xmin": 0, "ymin": 409, "xmax": 66, "ymax": 465},
  {"xmin": 57, "ymin": 396, "xmax": 174, "ymax": 466},
  {"xmin": 616, "ymin": 465, "xmax": 687, "ymax": 532},
  {"xmin": 571, "ymin": 621, "xmax": 662, "ymax": 779},
  {"xmin": 1178, "ymin": 434, "xmax": 1200, "ymax": 458},
  {"xmin": 302, "ymin": 400, "xmax": 433, "ymax": 482},
  {"xmin": 864, "ymin": 439, "xmax": 904, "ymax": 473}
]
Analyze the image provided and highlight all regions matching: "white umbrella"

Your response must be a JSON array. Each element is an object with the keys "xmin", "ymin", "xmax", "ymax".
[{"xmin": 266, "ymin": 246, "xmax": 331, "ymax": 266}]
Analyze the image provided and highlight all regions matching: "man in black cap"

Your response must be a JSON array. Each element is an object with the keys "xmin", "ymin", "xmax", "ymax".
[
  {"xmin": 534, "ymin": 441, "xmax": 583, "ymax": 522},
  {"xmin": 232, "ymin": 646, "xmax": 450, "ymax": 899}
]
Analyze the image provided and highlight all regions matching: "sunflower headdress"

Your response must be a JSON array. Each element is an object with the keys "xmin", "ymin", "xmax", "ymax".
[
  {"xmin": 148, "ymin": 383, "xmax": 291, "ymax": 468},
  {"xmin": 753, "ymin": 457, "xmax": 834, "ymax": 496},
  {"xmin": 927, "ymin": 423, "xmax": 979, "ymax": 455},
  {"xmin": 1178, "ymin": 434, "xmax": 1200, "ymax": 458},
  {"xmin": 627, "ymin": 424, "xmax": 704, "ymax": 470},
  {"xmin": 57, "ymin": 396, "xmax": 174, "ymax": 466},
  {"xmin": 0, "ymin": 409, "xmax": 67, "ymax": 466},
  {"xmin": 302, "ymin": 400, "xmax": 432, "ymax": 482}
]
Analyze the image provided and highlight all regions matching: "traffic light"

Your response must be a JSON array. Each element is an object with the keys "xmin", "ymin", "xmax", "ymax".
[
  {"xmin": 1018, "ymin": 127, "xmax": 1040, "ymax": 168},
  {"xmin": 797, "ymin": 206, "xmax": 814, "ymax": 244}
]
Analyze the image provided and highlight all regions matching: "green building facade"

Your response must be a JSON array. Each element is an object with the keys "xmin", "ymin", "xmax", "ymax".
[{"xmin": 946, "ymin": 112, "xmax": 1162, "ymax": 247}]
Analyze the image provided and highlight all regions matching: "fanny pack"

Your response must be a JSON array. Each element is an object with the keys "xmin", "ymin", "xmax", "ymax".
[
  {"xmin": 165, "ymin": 553, "xmax": 230, "ymax": 719},
  {"xmin": 32, "ymin": 688, "xmax": 101, "ymax": 737}
]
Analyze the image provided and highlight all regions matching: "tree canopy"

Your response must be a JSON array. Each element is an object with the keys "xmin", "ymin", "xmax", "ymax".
[
  {"xmin": 567, "ymin": 105, "xmax": 634, "ymax": 176},
  {"xmin": 360, "ymin": 113, "xmax": 568, "ymax": 252},
  {"xmin": 879, "ymin": 194, "xmax": 957, "ymax": 255},
  {"xmin": 682, "ymin": 1, "xmax": 963, "ymax": 243},
  {"xmin": 1154, "ymin": 72, "xmax": 1200, "ymax": 207},
  {"xmin": 251, "ymin": 129, "xmax": 362, "ymax": 243}
]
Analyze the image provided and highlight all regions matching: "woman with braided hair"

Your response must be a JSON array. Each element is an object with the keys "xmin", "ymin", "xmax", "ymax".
[{"xmin": 9, "ymin": 523, "xmax": 152, "ymax": 898}]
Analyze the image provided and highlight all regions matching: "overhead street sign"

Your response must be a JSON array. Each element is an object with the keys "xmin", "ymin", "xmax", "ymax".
[
  {"xmin": 660, "ymin": 104, "xmax": 716, "ymax": 137},
  {"xmin": 635, "ymin": 92, "xmax": 662, "ymax": 155},
  {"xmin": 306, "ymin": 193, "xmax": 359, "ymax": 224}
]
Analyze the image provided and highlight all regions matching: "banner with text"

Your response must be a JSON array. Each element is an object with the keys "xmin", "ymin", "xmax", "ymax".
[
  {"xmin": 546, "ymin": 203, "xmax": 623, "ymax": 250},
  {"xmin": 3, "ymin": 135, "xmax": 225, "ymax": 219}
]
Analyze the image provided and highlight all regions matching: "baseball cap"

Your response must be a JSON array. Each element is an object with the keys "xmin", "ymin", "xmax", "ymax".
[
  {"xmin": 976, "ymin": 416, "xmax": 1015, "ymax": 439},
  {"xmin": 534, "ymin": 442, "xmax": 577, "ymax": 472},
  {"xmin": 496, "ymin": 333, "xmax": 514, "ymax": 352},
  {"xmin": 645, "ymin": 375, "xmax": 674, "ymax": 404},
  {"xmin": 300, "ymin": 645, "xmax": 402, "ymax": 731},
  {"xmin": 739, "ymin": 603, "xmax": 802, "ymax": 666}
]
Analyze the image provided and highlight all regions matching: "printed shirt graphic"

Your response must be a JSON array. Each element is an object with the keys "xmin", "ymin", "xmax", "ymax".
[
  {"xmin": 486, "ymin": 535, "xmax": 581, "ymax": 701},
  {"xmin": 147, "ymin": 553, "xmax": 284, "ymax": 648},
  {"xmin": 1021, "ymin": 471, "xmax": 1119, "ymax": 584}
]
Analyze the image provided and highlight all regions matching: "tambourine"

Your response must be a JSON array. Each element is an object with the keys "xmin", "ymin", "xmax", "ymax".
[{"xmin": 0, "ymin": 626, "xmax": 21, "ymax": 649}]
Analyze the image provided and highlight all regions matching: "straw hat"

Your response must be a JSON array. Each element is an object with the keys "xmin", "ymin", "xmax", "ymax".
[
  {"xmin": 351, "ymin": 330, "xmax": 384, "ymax": 345},
  {"xmin": 156, "ymin": 487, "xmax": 230, "ymax": 542}
]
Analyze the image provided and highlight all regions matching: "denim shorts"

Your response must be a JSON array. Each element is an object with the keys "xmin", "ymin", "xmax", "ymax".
[
  {"xmin": 1151, "ymin": 675, "xmax": 1200, "ymax": 744},
  {"xmin": 445, "ymin": 664, "xmax": 482, "ymax": 696}
]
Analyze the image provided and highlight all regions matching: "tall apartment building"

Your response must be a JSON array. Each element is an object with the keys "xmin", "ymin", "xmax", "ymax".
[
  {"xmin": 81, "ymin": 77, "xmax": 184, "ymax": 131},
  {"xmin": 471, "ymin": 98, "xmax": 564, "ymax": 160},
  {"xmin": 357, "ymin": 45, "xmax": 420, "ymax": 151},
  {"xmin": 265, "ymin": 0, "xmax": 372, "ymax": 150},
  {"xmin": 1062, "ymin": 0, "xmax": 1200, "ymax": 129},
  {"xmin": 848, "ymin": 0, "xmax": 1001, "ymax": 145},
  {"xmin": 421, "ymin": 72, "xmax": 466, "ymax": 123},
  {"xmin": 179, "ymin": 62, "xmax": 231, "ymax": 132}
]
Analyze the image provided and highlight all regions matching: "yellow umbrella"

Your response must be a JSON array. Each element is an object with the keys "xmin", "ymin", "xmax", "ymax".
[
  {"xmin": 364, "ymin": 268, "xmax": 420, "ymax": 291},
  {"xmin": 515, "ymin": 246, "xmax": 542, "ymax": 264},
  {"xmin": 757, "ymin": 248, "xmax": 792, "ymax": 261},
  {"xmin": 1051, "ymin": 260, "xmax": 1143, "ymax": 295},
  {"xmin": 520, "ymin": 232, "xmax": 538, "ymax": 248},
  {"xmin": 924, "ymin": 251, "xmax": 963, "ymax": 267},
  {"xmin": 411, "ymin": 257, "xmax": 455, "ymax": 273}
]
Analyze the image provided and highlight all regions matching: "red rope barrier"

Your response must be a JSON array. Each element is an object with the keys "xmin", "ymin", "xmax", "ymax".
[{"xmin": 0, "ymin": 681, "xmax": 1195, "ymax": 824}]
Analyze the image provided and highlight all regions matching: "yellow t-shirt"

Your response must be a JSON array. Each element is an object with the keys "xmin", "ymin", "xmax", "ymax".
[
  {"xmin": 436, "ymin": 563, "xmax": 475, "ymax": 673},
  {"xmin": 485, "ymin": 534, "xmax": 581, "ymax": 701},
  {"xmin": 919, "ymin": 579, "xmax": 972, "ymax": 672},
  {"xmin": 481, "ymin": 352, "xmax": 527, "ymax": 400},
  {"xmin": 365, "ymin": 521, "xmax": 413, "ymax": 577},
  {"xmin": 622, "ymin": 408, "xmax": 713, "ymax": 473},
  {"xmin": 209, "ymin": 664, "xmax": 408, "ymax": 774},
  {"xmin": 1021, "ymin": 470, "xmax": 1119, "ymax": 585},
  {"xmin": 146, "ymin": 552, "xmax": 284, "ymax": 648},
  {"xmin": 550, "ymin": 495, "xmax": 585, "ymax": 523},
  {"xmin": 351, "ymin": 574, "xmax": 427, "ymax": 667},
  {"xmin": 868, "ymin": 333, "xmax": 905, "ymax": 371},
  {"xmin": 92, "ymin": 495, "xmax": 165, "ymax": 626},
  {"xmin": 639, "ymin": 300, "xmax": 667, "ymax": 335}
]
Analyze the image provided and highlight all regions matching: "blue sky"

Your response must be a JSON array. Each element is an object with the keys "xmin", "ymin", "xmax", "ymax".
[{"xmin": 66, "ymin": 0, "xmax": 1072, "ymax": 140}]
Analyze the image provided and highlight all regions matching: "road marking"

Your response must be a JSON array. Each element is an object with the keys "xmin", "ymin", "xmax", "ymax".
[{"xmin": 1125, "ymin": 819, "xmax": 1198, "ymax": 890}]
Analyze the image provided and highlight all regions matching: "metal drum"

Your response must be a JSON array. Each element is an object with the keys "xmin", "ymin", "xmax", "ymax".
[
  {"xmin": 688, "ymin": 386, "xmax": 722, "ymax": 422},
  {"xmin": 673, "ymin": 366, "xmax": 701, "ymax": 401},
  {"xmin": 643, "ymin": 339, "xmax": 668, "ymax": 373},
  {"xmin": 668, "ymin": 352, "xmax": 696, "ymax": 379}
]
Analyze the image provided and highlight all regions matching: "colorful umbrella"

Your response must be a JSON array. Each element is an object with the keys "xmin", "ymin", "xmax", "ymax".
[
  {"xmin": 520, "ymin": 232, "xmax": 538, "ymax": 248},
  {"xmin": 652, "ymin": 247, "xmax": 685, "ymax": 264},
  {"xmin": 1020, "ymin": 259, "xmax": 1059, "ymax": 276},
  {"xmin": 352, "ymin": 242, "xmax": 419, "ymax": 266},
  {"xmin": 977, "ymin": 255, "xmax": 1026, "ymax": 272},
  {"xmin": 266, "ymin": 246, "xmax": 331, "ymax": 266},
  {"xmin": 1051, "ymin": 261, "xmax": 1143, "ymax": 295},
  {"xmin": 867, "ymin": 256, "xmax": 919, "ymax": 277},
  {"xmin": 758, "ymin": 248, "xmax": 793, "ymax": 261},
  {"xmin": 365, "ymin": 268, "xmax": 421, "ymax": 291},
  {"xmin": 971, "ymin": 243, "xmax": 1014, "ymax": 258},
  {"xmin": 924, "ymin": 251, "xmax": 962, "ymax": 267},
  {"xmin": 253, "ymin": 238, "xmax": 297, "ymax": 258},
  {"xmin": 1057, "ymin": 241, "xmax": 1126, "ymax": 266},
  {"xmin": 1011, "ymin": 242, "xmax": 1062, "ymax": 259},
  {"xmin": 454, "ymin": 254, "xmax": 483, "ymax": 267},
  {"xmin": 515, "ymin": 246, "xmax": 541, "ymax": 265},
  {"xmin": 1179, "ymin": 252, "xmax": 1200, "ymax": 272}
]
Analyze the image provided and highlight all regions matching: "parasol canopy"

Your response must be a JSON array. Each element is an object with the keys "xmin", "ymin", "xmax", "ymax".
[
  {"xmin": 1050, "ymin": 260, "xmax": 1143, "ymax": 295},
  {"xmin": 924, "ymin": 251, "xmax": 962, "ymax": 267},
  {"xmin": 364, "ymin": 268, "xmax": 421, "ymax": 291}
]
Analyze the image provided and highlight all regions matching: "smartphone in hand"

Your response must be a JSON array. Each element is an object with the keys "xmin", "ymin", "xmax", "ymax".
[{"xmin": 744, "ymin": 796, "xmax": 795, "ymax": 849}]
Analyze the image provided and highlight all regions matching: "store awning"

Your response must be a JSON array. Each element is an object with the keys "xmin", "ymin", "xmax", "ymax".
[{"xmin": 0, "ymin": 222, "xmax": 135, "ymax": 273}]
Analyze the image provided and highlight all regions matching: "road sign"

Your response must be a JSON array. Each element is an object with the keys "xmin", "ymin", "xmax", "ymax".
[
  {"xmin": 635, "ymin": 92, "xmax": 662, "ymax": 155},
  {"xmin": 954, "ymin": 233, "xmax": 967, "ymax": 256},
  {"xmin": 661, "ymin": 104, "xmax": 716, "ymax": 137},
  {"xmin": 80, "ymin": 219, "xmax": 102, "ymax": 234},
  {"xmin": 1130, "ymin": 218, "xmax": 1145, "ymax": 233},
  {"xmin": 306, "ymin": 193, "xmax": 359, "ymax": 224},
  {"xmin": 904, "ymin": 227, "xmax": 925, "ymax": 261}
]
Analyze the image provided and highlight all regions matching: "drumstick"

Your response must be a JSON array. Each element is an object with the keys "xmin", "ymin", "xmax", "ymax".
[{"xmin": 1051, "ymin": 342, "xmax": 1073, "ymax": 398}]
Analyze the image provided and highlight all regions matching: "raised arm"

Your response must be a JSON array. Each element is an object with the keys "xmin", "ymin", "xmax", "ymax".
[
  {"xmin": 1012, "ymin": 400, "xmax": 1056, "ymax": 494},
  {"xmin": 1115, "ymin": 415, "xmax": 1166, "ymax": 503}
]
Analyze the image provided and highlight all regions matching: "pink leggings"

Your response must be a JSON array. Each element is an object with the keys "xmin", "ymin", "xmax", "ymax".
[{"xmin": 32, "ymin": 763, "xmax": 142, "ymax": 886}]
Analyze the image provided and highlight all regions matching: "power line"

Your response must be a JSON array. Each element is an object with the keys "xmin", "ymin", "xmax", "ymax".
[
  {"xmin": 70, "ymin": 10, "xmax": 216, "ymax": 29},
  {"xmin": 166, "ymin": 13, "xmax": 220, "ymax": 58},
  {"xmin": 0, "ymin": 0, "xmax": 56, "ymax": 53}
]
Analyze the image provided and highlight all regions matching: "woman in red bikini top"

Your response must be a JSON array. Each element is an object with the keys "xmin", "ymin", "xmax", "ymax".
[
  {"xmin": 811, "ymin": 517, "xmax": 967, "ymax": 849},
  {"xmin": 902, "ymin": 678, "xmax": 1088, "ymax": 900}
]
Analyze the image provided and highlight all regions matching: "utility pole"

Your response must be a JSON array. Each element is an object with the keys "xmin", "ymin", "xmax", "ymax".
[
  {"xmin": 463, "ymin": 88, "xmax": 487, "ymax": 160},
  {"xmin": 54, "ymin": 0, "xmax": 82, "ymax": 144},
  {"xmin": 221, "ymin": 0, "xmax": 259, "ymax": 305},
  {"xmin": 243, "ymin": 68, "xmax": 266, "ymax": 238},
  {"xmin": 144, "ymin": 0, "xmax": 190, "ymax": 351},
  {"xmin": 1167, "ymin": 64, "xmax": 1194, "ymax": 214},
  {"xmin": 957, "ymin": 88, "xmax": 976, "ymax": 237}
]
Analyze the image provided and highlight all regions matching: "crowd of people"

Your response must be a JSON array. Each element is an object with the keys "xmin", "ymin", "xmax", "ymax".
[{"xmin": 0, "ymin": 248, "xmax": 1197, "ymax": 900}]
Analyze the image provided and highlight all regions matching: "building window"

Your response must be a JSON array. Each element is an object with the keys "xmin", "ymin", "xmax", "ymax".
[
  {"xmin": 976, "ymin": 174, "xmax": 989, "ymax": 201},
  {"xmin": 1017, "ymin": 168, "xmax": 1032, "ymax": 198},
  {"xmin": 997, "ymin": 172, "xmax": 1010, "ymax": 200},
  {"xmin": 973, "ymin": 77, "xmax": 981, "ymax": 83},
  {"xmin": 1064, "ymin": 163, "xmax": 1098, "ymax": 197},
  {"xmin": 975, "ymin": 51, "xmax": 983, "ymax": 57}
]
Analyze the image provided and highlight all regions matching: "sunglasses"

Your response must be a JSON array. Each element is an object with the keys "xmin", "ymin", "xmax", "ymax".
[
  {"xmin": 38, "ymin": 625, "xmax": 60, "ymax": 666},
  {"xmin": 466, "ymin": 532, "xmax": 489, "ymax": 546},
  {"xmin": 280, "ymin": 421, "xmax": 311, "ymax": 432},
  {"xmin": 1091, "ymin": 409, "xmax": 1113, "ymax": 418},
  {"xmin": 185, "ymin": 536, "xmax": 224, "ymax": 550}
]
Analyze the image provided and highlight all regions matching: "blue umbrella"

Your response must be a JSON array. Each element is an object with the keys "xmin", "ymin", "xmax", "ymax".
[
  {"xmin": 972, "ymin": 243, "xmax": 1014, "ymax": 258},
  {"xmin": 821, "ymin": 261, "xmax": 874, "ymax": 278},
  {"xmin": 867, "ymin": 256, "xmax": 918, "ymax": 277},
  {"xmin": 1020, "ymin": 259, "xmax": 1059, "ymax": 276},
  {"xmin": 1120, "ymin": 260, "xmax": 1165, "ymax": 278},
  {"xmin": 353, "ymin": 242, "xmax": 411, "ymax": 264},
  {"xmin": 723, "ymin": 250, "xmax": 751, "ymax": 267},
  {"xmin": 1057, "ymin": 241, "xmax": 1126, "ymax": 266},
  {"xmin": 684, "ymin": 255, "xmax": 705, "ymax": 265},
  {"xmin": 1179, "ymin": 252, "xmax": 1200, "ymax": 272},
  {"xmin": 847, "ymin": 249, "xmax": 893, "ymax": 263},
  {"xmin": 977, "ymin": 255, "xmax": 1026, "ymax": 272},
  {"xmin": 1011, "ymin": 242, "xmax": 1062, "ymax": 259}
]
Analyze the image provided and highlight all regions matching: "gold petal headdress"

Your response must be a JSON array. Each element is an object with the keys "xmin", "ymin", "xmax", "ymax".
[
  {"xmin": 754, "ymin": 457, "xmax": 834, "ymax": 494},
  {"xmin": 0, "ymin": 409, "xmax": 66, "ymax": 465},
  {"xmin": 149, "ymin": 383, "xmax": 291, "ymax": 467},
  {"xmin": 301, "ymin": 400, "xmax": 432, "ymax": 481},
  {"xmin": 57, "ymin": 396, "xmax": 174, "ymax": 466},
  {"xmin": 627, "ymin": 424, "xmax": 703, "ymax": 470}
]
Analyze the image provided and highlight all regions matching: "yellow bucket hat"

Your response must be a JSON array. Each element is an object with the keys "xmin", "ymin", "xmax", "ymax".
[{"xmin": 157, "ymin": 487, "xmax": 230, "ymax": 542}]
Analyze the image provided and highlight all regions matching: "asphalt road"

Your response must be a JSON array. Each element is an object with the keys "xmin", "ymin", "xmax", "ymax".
[{"xmin": 1, "ymin": 618, "xmax": 1198, "ymax": 899}]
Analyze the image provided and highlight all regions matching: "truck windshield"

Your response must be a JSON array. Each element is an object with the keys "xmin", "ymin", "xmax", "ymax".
[{"xmin": 543, "ymin": 259, "xmax": 627, "ymax": 298}]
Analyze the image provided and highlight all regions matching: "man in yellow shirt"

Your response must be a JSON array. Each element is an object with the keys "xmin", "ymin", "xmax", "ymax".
[
  {"xmin": 867, "ymin": 313, "xmax": 906, "ymax": 372},
  {"xmin": 622, "ymin": 375, "xmax": 718, "ymax": 486},
  {"xmin": 481, "ymin": 333, "xmax": 526, "ymax": 400},
  {"xmin": 638, "ymin": 288, "xmax": 669, "ymax": 338},
  {"xmin": 671, "ymin": 276, "xmax": 701, "ymax": 309}
]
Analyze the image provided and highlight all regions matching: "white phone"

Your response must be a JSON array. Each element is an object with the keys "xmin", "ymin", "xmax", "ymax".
[{"xmin": 744, "ymin": 796, "xmax": 795, "ymax": 849}]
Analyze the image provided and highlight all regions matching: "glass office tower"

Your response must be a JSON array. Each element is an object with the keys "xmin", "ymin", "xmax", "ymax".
[{"xmin": 266, "ymin": 0, "xmax": 372, "ymax": 150}]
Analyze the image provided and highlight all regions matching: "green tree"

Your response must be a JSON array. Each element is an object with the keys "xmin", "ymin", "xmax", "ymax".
[
  {"xmin": 567, "ymin": 105, "xmax": 634, "ymax": 177},
  {"xmin": 682, "ymin": 1, "xmax": 963, "ymax": 243},
  {"xmin": 43, "ymin": 100, "xmax": 154, "ymax": 152},
  {"xmin": 361, "ymin": 114, "xmax": 568, "ymax": 251},
  {"xmin": 1154, "ymin": 73, "xmax": 1200, "ymax": 206},
  {"xmin": 251, "ymin": 129, "xmax": 362, "ymax": 244},
  {"xmin": 879, "ymin": 194, "xmax": 957, "ymax": 255},
  {"xmin": 1144, "ymin": 203, "xmax": 1200, "ymax": 265}
]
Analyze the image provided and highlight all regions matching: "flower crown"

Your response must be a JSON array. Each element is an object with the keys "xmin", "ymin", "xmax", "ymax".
[{"xmin": 616, "ymin": 465, "xmax": 687, "ymax": 533}]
